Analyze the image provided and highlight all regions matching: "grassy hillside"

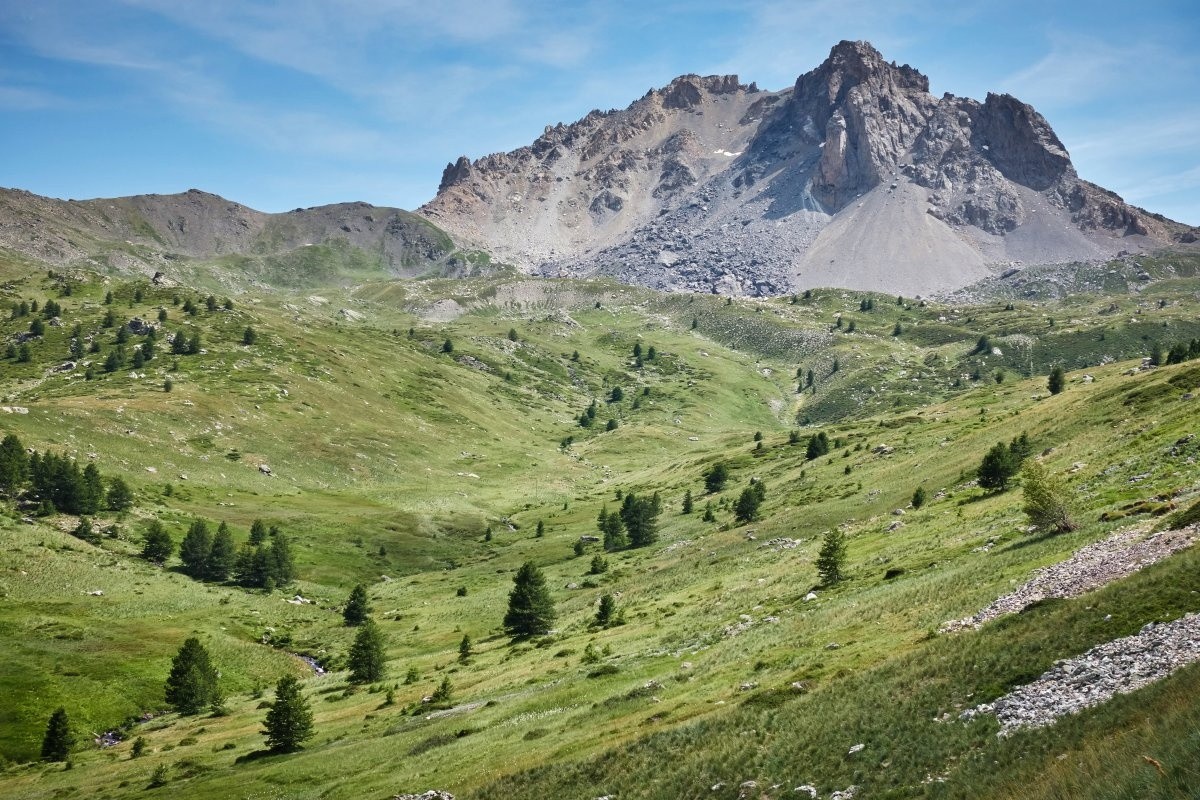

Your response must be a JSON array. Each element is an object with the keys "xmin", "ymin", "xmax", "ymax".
[{"xmin": 0, "ymin": 253, "xmax": 1198, "ymax": 798}]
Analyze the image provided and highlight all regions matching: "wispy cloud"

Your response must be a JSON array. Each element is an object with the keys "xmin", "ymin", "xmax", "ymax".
[
  {"xmin": 0, "ymin": 83, "xmax": 61, "ymax": 110},
  {"xmin": 1000, "ymin": 34, "xmax": 1189, "ymax": 107}
]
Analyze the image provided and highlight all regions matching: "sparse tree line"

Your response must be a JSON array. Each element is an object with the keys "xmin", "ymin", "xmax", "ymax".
[
  {"xmin": 4, "ymin": 284, "xmax": 253, "ymax": 381},
  {"xmin": 146, "ymin": 517, "xmax": 299, "ymax": 590},
  {"xmin": 0, "ymin": 433, "xmax": 131, "ymax": 518}
]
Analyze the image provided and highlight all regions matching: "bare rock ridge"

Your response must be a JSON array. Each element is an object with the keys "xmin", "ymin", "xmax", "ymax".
[
  {"xmin": 420, "ymin": 40, "xmax": 1195, "ymax": 296},
  {"xmin": 0, "ymin": 187, "xmax": 461, "ymax": 285}
]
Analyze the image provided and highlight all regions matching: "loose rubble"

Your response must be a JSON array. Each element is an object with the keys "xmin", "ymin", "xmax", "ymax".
[
  {"xmin": 961, "ymin": 613, "xmax": 1200, "ymax": 734},
  {"xmin": 942, "ymin": 525, "xmax": 1198, "ymax": 632}
]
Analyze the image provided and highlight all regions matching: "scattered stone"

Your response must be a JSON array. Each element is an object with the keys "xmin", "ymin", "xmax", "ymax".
[
  {"xmin": 943, "ymin": 524, "xmax": 1199, "ymax": 632},
  {"xmin": 825, "ymin": 642, "xmax": 840, "ymax": 650},
  {"xmin": 891, "ymin": 508, "xmax": 905, "ymax": 516},
  {"xmin": 760, "ymin": 537, "xmax": 800, "ymax": 551},
  {"xmin": 847, "ymin": 743, "xmax": 865, "ymax": 756},
  {"xmin": 392, "ymin": 792, "xmax": 454, "ymax": 800},
  {"xmin": 794, "ymin": 785, "xmax": 818, "ymax": 798},
  {"xmin": 872, "ymin": 444, "xmax": 894, "ymax": 455},
  {"xmin": 962, "ymin": 613, "xmax": 1200, "ymax": 734},
  {"xmin": 803, "ymin": 592, "xmax": 818, "ymax": 602},
  {"xmin": 258, "ymin": 464, "xmax": 272, "ymax": 475},
  {"xmin": 88, "ymin": 589, "xmax": 104, "ymax": 596}
]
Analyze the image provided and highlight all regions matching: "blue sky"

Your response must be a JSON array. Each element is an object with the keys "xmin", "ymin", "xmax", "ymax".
[{"xmin": 1, "ymin": 0, "xmax": 1197, "ymax": 224}]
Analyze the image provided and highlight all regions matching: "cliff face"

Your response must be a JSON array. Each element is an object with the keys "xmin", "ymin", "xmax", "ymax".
[{"xmin": 421, "ymin": 41, "xmax": 1194, "ymax": 296}]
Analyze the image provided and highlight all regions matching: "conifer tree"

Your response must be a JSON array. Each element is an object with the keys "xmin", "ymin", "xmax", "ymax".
[
  {"xmin": 347, "ymin": 619, "xmax": 387, "ymax": 683},
  {"xmin": 458, "ymin": 633, "xmax": 472, "ymax": 663},
  {"xmin": 248, "ymin": 519, "xmax": 268, "ymax": 546},
  {"xmin": 206, "ymin": 522, "xmax": 236, "ymax": 582},
  {"xmin": 164, "ymin": 637, "xmax": 219, "ymax": 715},
  {"xmin": 597, "ymin": 506, "xmax": 627, "ymax": 551},
  {"xmin": 911, "ymin": 486, "xmax": 927, "ymax": 510},
  {"xmin": 179, "ymin": 519, "xmax": 213, "ymax": 579},
  {"xmin": 1048, "ymin": 366, "xmax": 1066, "ymax": 395},
  {"xmin": 734, "ymin": 486, "xmax": 762, "ymax": 524},
  {"xmin": 106, "ymin": 476, "xmax": 134, "ymax": 511},
  {"xmin": 342, "ymin": 583, "xmax": 371, "ymax": 626},
  {"xmin": 263, "ymin": 675, "xmax": 313, "ymax": 753},
  {"xmin": 0, "ymin": 432, "xmax": 29, "ymax": 496},
  {"xmin": 816, "ymin": 529, "xmax": 847, "ymax": 585},
  {"xmin": 682, "ymin": 489, "xmax": 694, "ymax": 514},
  {"xmin": 703, "ymin": 462, "xmax": 729, "ymax": 493},
  {"xmin": 41, "ymin": 707, "xmax": 74, "ymax": 762},
  {"xmin": 503, "ymin": 561, "xmax": 556, "ymax": 638},
  {"xmin": 140, "ymin": 520, "xmax": 174, "ymax": 564},
  {"xmin": 595, "ymin": 594, "xmax": 617, "ymax": 627}
]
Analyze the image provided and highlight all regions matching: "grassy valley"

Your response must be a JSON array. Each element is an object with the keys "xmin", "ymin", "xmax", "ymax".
[{"xmin": 0, "ymin": 250, "xmax": 1198, "ymax": 799}]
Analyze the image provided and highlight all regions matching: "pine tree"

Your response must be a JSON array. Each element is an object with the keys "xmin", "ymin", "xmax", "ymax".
[
  {"xmin": 347, "ymin": 619, "xmax": 387, "ymax": 683},
  {"xmin": 106, "ymin": 477, "xmax": 134, "ymax": 511},
  {"xmin": 503, "ymin": 561, "xmax": 556, "ymax": 638},
  {"xmin": 911, "ymin": 486, "xmax": 927, "ymax": 509},
  {"xmin": 266, "ymin": 529, "xmax": 296, "ymax": 586},
  {"xmin": 179, "ymin": 519, "xmax": 213, "ymax": 579},
  {"xmin": 342, "ymin": 583, "xmax": 371, "ymax": 626},
  {"xmin": 41, "ymin": 707, "xmax": 74, "ymax": 762},
  {"xmin": 263, "ymin": 675, "xmax": 314, "ymax": 753},
  {"xmin": 248, "ymin": 519, "xmax": 268, "ymax": 546},
  {"xmin": 431, "ymin": 676, "xmax": 453, "ymax": 706},
  {"xmin": 595, "ymin": 594, "xmax": 616, "ymax": 627},
  {"xmin": 80, "ymin": 463, "xmax": 104, "ymax": 514},
  {"xmin": 140, "ymin": 520, "xmax": 174, "ymax": 564},
  {"xmin": 206, "ymin": 523, "xmax": 236, "ymax": 582},
  {"xmin": 734, "ymin": 487, "xmax": 761, "ymax": 524},
  {"xmin": 164, "ymin": 637, "xmax": 219, "ymax": 715},
  {"xmin": 816, "ymin": 529, "xmax": 847, "ymax": 585},
  {"xmin": 702, "ymin": 501, "xmax": 716, "ymax": 522},
  {"xmin": 589, "ymin": 554, "xmax": 608, "ymax": 574},
  {"xmin": 682, "ymin": 489, "xmax": 694, "ymax": 514},
  {"xmin": 1048, "ymin": 366, "xmax": 1065, "ymax": 395},
  {"xmin": 619, "ymin": 493, "xmax": 659, "ymax": 547},
  {"xmin": 704, "ymin": 462, "xmax": 729, "ymax": 493},
  {"xmin": 806, "ymin": 432, "xmax": 830, "ymax": 460},
  {"xmin": 0, "ymin": 432, "xmax": 29, "ymax": 496},
  {"xmin": 597, "ymin": 505, "xmax": 627, "ymax": 551},
  {"xmin": 458, "ymin": 633, "xmax": 472, "ymax": 663}
]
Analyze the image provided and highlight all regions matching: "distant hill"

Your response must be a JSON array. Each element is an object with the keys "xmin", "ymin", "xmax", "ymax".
[
  {"xmin": 421, "ymin": 40, "xmax": 1198, "ymax": 296},
  {"xmin": 0, "ymin": 187, "xmax": 469, "ymax": 288}
]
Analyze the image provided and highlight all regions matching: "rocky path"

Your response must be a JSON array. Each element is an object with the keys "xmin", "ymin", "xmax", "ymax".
[
  {"xmin": 962, "ymin": 613, "xmax": 1200, "ymax": 734},
  {"xmin": 941, "ymin": 524, "xmax": 1198, "ymax": 633}
]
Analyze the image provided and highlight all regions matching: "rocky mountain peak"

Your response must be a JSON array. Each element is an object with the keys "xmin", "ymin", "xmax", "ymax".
[{"xmin": 417, "ymin": 41, "xmax": 1195, "ymax": 297}]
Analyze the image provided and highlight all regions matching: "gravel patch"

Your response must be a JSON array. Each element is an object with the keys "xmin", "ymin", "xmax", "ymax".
[
  {"xmin": 942, "ymin": 524, "xmax": 1198, "ymax": 633},
  {"xmin": 961, "ymin": 613, "xmax": 1200, "ymax": 734}
]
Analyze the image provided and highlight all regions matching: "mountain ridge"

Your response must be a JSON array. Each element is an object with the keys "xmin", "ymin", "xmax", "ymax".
[{"xmin": 421, "ymin": 40, "xmax": 1196, "ymax": 296}]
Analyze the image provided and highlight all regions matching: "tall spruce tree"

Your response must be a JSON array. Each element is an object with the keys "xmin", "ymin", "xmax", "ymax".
[
  {"xmin": 179, "ymin": 519, "xmax": 212, "ymax": 579},
  {"xmin": 0, "ymin": 432, "xmax": 29, "ymax": 495},
  {"xmin": 342, "ymin": 583, "xmax": 371, "ymax": 626},
  {"xmin": 263, "ymin": 675, "xmax": 313, "ymax": 753},
  {"xmin": 41, "ymin": 707, "xmax": 74, "ymax": 762},
  {"xmin": 140, "ymin": 520, "xmax": 174, "ymax": 564},
  {"xmin": 347, "ymin": 619, "xmax": 387, "ymax": 683},
  {"xmin": 164, "ymin": 637, "xmax": 219, "ymax": 714},
  {"xmin": 503, "ymin": 561, "xmax": 556, "ymax": 638},
  {"xmin": 206, "ymin": 522, "xmax": 236, "ymax": 581},
  {"xmin": 816, "ymin": 529, "xmax": 847, "ymax": 585}
]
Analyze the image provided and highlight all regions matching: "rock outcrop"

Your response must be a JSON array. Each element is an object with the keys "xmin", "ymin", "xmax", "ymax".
[{"xmin": 421, "ymin": 40, "xmax": 1196, "ymax": 297}]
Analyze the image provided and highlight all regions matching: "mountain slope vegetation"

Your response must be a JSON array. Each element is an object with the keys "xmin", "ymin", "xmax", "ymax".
[{"xmin": 0, "ymin": 249, "xmax": 1198, "ymax": 799}]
